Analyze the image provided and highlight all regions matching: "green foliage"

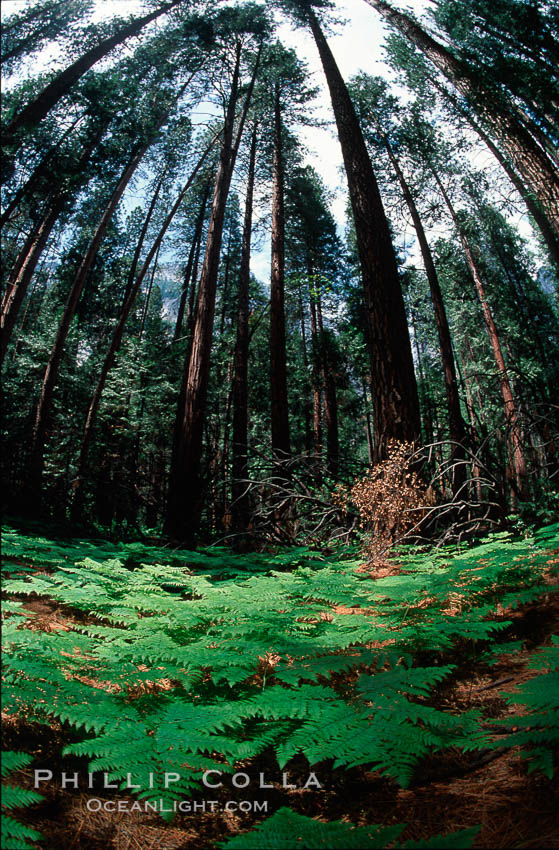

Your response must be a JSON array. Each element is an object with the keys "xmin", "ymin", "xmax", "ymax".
[
  {"xmin": 484, "ymin": 636, "xmax": 559, "ymax": 778},
  {"xmin": 218, "ymin": 806, "xmax": 480, "ymax": 849},
  {"xmin": 2, "ymin": 523, "xmax": 558, "ymax": 828},
  {"xmin": 219, "ymin": 807, "xmax": 405, "ymax": 848},
  {"xmin": 1, "ymin": 752, "xmax": 43, "ymax": 850}
]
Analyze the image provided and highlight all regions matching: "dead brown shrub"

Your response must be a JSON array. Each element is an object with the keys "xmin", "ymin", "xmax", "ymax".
[{"xmin": 346, "ymin": 441, "xmax": 431, "ymax": 566}]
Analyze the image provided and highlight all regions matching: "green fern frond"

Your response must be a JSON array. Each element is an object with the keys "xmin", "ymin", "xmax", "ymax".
[
  {"xmin": 1, "ymin": 752, "xmax": 43, "ymax": 850},
  {"xmin": 218, "ymin": 808, "xmax": 480, "ymax": 850},
  {"xmin": 219, "ymin": 807, "xmax": 406, "ymax": 849}
]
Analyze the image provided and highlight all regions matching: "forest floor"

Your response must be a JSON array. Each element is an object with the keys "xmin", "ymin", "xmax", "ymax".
[{"xmin": 2, "ymin": 525, "xmax": 558, "ymax": 850}]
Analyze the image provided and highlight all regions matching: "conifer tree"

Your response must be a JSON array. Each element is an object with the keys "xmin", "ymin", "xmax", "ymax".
[
  {"xmin": 278, "ymin": 0, "xmax": 421, "ymax": 460},
  {"xmin": 3, "ymin": 0, "xmax": 187, "ymax": 144},
  {"xmin": 165, "ymin": 6, "xmax": 268, "ymax": 542},
  {"xmin": 362, "ymin": 0, "xmax": 559, "ymax": 248}
]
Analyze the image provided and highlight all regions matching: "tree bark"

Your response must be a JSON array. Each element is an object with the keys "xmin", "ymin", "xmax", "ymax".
[
  {"xmin": 378, "ymin": 126, "xmax": 468, "ymax": 488},
  {"xmin": 307, "ymin": 8, "xmax": 421, "ymax": 460},
  {"xmin": 4, "ymin": 0, "xmax": 183, "ymax": 142},
  {"xmin": 173, "ymin": 181, "xmax": 210, "ymax": 343},
  {"xmin": 364, "ymin": 0, "xmax": 559, "ymax": 246},
  {"xmin": 165, "ymin": 42, "xmax": 261, "ymax": 543},
  {"xmin": 434, "ymin": 171, "xmax": 529, "ymax": 500},
  {"xmin": 429, "ymin": 74, "xmax": 559, "ymax": 268},
  {"xmin": 270, "ymin": 82, "xmax": 291, "ymax": 463},
  {"xmin": 70, "ymin": 142, "xmax": 215, "ymax": 521},
  {"xmin": 231, "ymin": 125, "xmax": 257, "ymax": 534},
  {"xmin": 24, "ymin": 144, "xmax": 150, "ymax": 513}
]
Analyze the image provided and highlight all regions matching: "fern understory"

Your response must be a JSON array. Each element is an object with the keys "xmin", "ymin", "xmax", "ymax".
[{"xmin": 1, "ymin": 523, "xmax": 558, "ymax": 849}]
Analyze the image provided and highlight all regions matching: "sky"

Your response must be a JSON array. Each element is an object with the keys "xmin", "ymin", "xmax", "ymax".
[{"xmin": 2, "ymin": 0, "xmax": 534, "ymax": 283}]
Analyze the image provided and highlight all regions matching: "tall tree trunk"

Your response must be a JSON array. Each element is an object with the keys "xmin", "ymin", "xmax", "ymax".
[
  {"xmin": 434, "ymin": 171, "xmax": 529, "ymax": 500},
  {"xmin": 364, "ymin": 0, "xmax": 559, "ymax": 245},
  {"xmin": 270, "ymin": 82, "xmax": 291, "ymax": 463},
  {"xmin": 219, "ymin": 224, "xmax": 234, "ymax": 337},
  {"xmin": 4, "ymin": 0, "xmax": 183, "ymax": 142},
  {"xmin": 316, "ymin": 289, "xmax": 339, "ymax": 480},
  {"xmin": 173, "ymin": 181, "xmax": 210, "ymax": 343},
  {"xmin": 125, "ymin": 172, "xmax": 166, "ymax": 304},
  {"xmin": 23, "ymin": 76, "xmax": 195, "ymax": 512},
  {"xmin": 310, "ymin": 295, "xmax": 322, "ymax": 465},
  {"xmin": 306, "ymin": 8, "xmax": 420, "ymax": 459},
  {"xmin": 296, "ymin": 280, "xmax": 313, "ymax": 454},
  {"xmin": 231, "ymin": 125, "xmax": 257, "ymax": 534},
  {"xmin": 307, "ymin": 266, "xmax": 322, "ymax": 468},
  {"xmin": 429, "ymin": 74, "xmax": 559, "ymax": 268},
  {"xmin": 1, "ymin": 124, "xmax": 107, "ymax": 363},
  {"xmin": 458, "ymin": 350, "xmax": 483, "ymax": 502},
  {"xmin": 24, "ymin": 144, "xmax": 150, "ymax": 513},
  {"xmin": 1, "ymin": 202, "xmax": 61, "ymax": 364},
  {"xmin": 138, "ymin": 243, "xmax": 161, "ymax": 342},
  {"xmin": 70, "ymin": 142, "xmax": 215, "ymax": 521},
  {"xmin": 0, "ymin": 114, "xmax": 83, "ymax": 229},
  {"xmin": 165, "ymin": 43, "xmax": 261, "ymax": 543},
  {"xmin": 185, "ymin": 209, "xmax": 205, "ymax": 335},
  {"xmin": 409, "ymin": 307, "xmax": 434, "ymax": 446},
  {"xmin": 362, "ymin": 378, "xmax": 374, "ymax": 465},
  {"xmin": 378, "ymin": 126, "xmax": 468, "ymax": 488}
]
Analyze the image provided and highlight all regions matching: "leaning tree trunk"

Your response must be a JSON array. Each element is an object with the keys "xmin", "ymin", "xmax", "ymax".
[
  {"xmin": 231, "ymin": 125, "xmax": 258, "ymax": 534},
  {"xmin": 24, "ymin": 144, "xmax": 151, "ymax": 514},
  {"xmin": 70, "ymin": 140, "xmax": 216, "ymax": 521},
  {"xmin": 378, "ymin": 126, "xmax": 468, "ymax": 490},
  {"xmin": 173, "ymin": 181, "xmax": 211, "ymax": 343},
  {"xmin": 270, "ymin": 82, "xmax": 291, "ymax": 464},
  {"xmin": 23, "ymin": 75, "xmax": 194, "ymax": 512},
  {"xmin": 121, "ymin": 172, "xmax": 166, "ymax": 307},
  {"xmin": 434, "ymin": 172, "xmax": 529, "ymax": 501},
  {"xmin": 165, "ymin": 42, "xmax": 261, "ymax": 544},
  {"xmin": 1, "ymin": 202, "xmax": 62, "ymax": 365},
  {"xmin": 0, "ymin": 114, "xmax": 83, "ymax": 229},
  {"xmin": 1, "ymin": 122, "xmax": 107, "ymax": 363},
  {"xmin": 307, "ymin": 7, "xmax": 420, "ymax": 459},
  {"xmin": 363, "ymin": 0, "xmax": 559, "ymax": 246},
  {"xmin": 429, "ymin": 74, "xmax": 559, "ymax": 268},
  {"xmin": 4, "ymin": 0, "xmax": 183, "ymax": 143}
]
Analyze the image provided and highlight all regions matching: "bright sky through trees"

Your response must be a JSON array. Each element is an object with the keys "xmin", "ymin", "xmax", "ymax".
[{"xmin": 2, "ymin": 0, "xmax": 438, "ymax": 280}]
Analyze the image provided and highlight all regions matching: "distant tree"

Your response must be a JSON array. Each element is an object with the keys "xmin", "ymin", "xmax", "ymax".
[
  {"xmin": 165, "ymin": 4, "xmax": 268, "ymax": 543},
  {"xmin": 231, "ymin": 124, "xmax": 258, "ymax": 533}
]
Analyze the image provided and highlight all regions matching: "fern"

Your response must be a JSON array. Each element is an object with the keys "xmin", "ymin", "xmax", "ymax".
[
  {"xmin": 1, "ymin": 752, "xmax": 43, "ymax": 850},
  {"xmin": 218, "ymin": 807, "xmax": 480, "ymax": 849},
  {"xmin": 485, "ymin": 636, "xmax": 559, "ymax": 778},
  {"xmin": 2, "ymin": 523, "xmax": 558, "ymax": 819}
]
